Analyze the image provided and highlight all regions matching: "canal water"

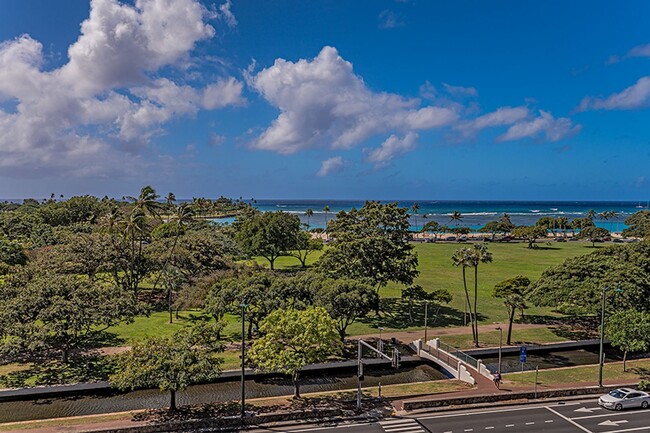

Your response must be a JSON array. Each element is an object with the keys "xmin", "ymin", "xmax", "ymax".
[
  {"xmin": 0, "ymin": 364, "xmax": 446, "ymax": 423},
  {"xmin": 478, "ymin": 348, "xmax": 623, "ymax": 374}
]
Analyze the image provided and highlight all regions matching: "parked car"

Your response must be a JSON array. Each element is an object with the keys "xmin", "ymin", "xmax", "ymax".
[
  {"xmin": 556, "ymin": 238, "xmax": 567, "ymax": 242},
  {"xmin": 598, "ymin": 388, "xmax": 650, "ymax": 410},
  {"xmin": 445, "ymin": 236, "xmax": 456, "ymax": 242},
  {"xmin": 613, "ymin": 238, "xmax": 624, "ymax": 243}
]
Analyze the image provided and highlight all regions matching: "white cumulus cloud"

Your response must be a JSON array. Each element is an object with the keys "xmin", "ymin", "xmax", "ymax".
[
  {"xmin": 317, "ymin": 156, "xmax": 346, "ymax": 176},
  {"xmin": 0, "ymin": 0, "xmax": 242, "ymax": 178},
  {"xmin": 364, "ymin": 132, "xmax": 418, "ymax": 167},
  {"xmin": 579, "ymin": 77, "xmax": 650, "ymax": 111},
  {"xmin": 497, "ymin": 110, "xmax": 581, "ymax": 142},
  {"xmin": 247, "ymin": 46, "xmax": 458, "ymax": 155}
]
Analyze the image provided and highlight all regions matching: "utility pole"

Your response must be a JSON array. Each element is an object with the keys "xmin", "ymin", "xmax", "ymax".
[
  {"xmin": 598, "ymin": 286, "xmax": 606, "ymax": 388},
  {"xmin": 240, "ymin": 302, "xmax": 248, "ymax": 423},
  {"xmin": 495, "ymin": 326, "xmax": 503, "ymax": 374},
  {"xmin": 357, "ymin": 339, "xmax": 400, "ymax": 409},
  {"xmin": 424, "ymin": 302, "xmax": 429, "ymax": 343}
]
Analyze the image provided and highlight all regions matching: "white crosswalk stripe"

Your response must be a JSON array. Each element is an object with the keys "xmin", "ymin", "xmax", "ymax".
[{"xmin": 379, "ymin": 418, "xmax": 426, "ymax": 433}]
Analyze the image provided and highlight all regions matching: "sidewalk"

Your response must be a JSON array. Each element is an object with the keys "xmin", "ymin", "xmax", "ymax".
[{"xmin": 353, "ymin": 323, "xmax": 549, "ymax": 344}]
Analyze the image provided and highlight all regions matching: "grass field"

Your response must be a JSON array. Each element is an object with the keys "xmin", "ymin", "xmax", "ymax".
[
  {"xmin": 106, "ymin": 241, "xmax": 600, "ymax": 343},
  {"xmin": 504, "ymin": 359, "xmax": 650, "ymax": 387}
]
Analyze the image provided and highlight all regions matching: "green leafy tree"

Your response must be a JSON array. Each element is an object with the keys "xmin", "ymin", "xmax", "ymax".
[
  {"xmin": 493, "ymin": 276, "xmax": 530, "ymax": 345},
  {"xmin": 401, "ymin": 285, "xmax": 452, "ymax": 324},
  {"xmin": 421, "ymin": 220, "xmax": 443, "ymax": 240},
  {"xmin": 287, "ymin": 231, "xmax": 323, "ymax": 267},
  {"xmin": 512, "ymin": 225, "xmax": 547, "ymax": 248},
  {"xmin": 606, "ymin": 310, "xmax": 650, "ymax": 371},
  {"xmin": 623, "ymin": 210, "xmax": 650, "ymax": 239},
  {"xmin": 0, "ymin": 238, "xmax": 27, "ymax": 268},
  {"xmin": 315, "ymin": 278, "xmax": 379, "ymax": 341},
  {"xmin": 527, "ymin": 242, "xmax": 650, "ymax": 314},
  {"xmin": 248, "ymin": 307, "xmax": 342, "ymax": 398},
  {"xmin": 577, "ymin": 226, "xmax": 610, "ymax": 247},
  {"xmin": 236, "ymin": 211, "xmax": 301, "ymax": 270},
  {"xmin": 111, "ymin": 323, "xmax": 224, "ymax": 410},
  {"xmin": 0, "ymin": 272, "xmax": 137, "ymax": 363},
  {"xmin": 315, "ymin": 201, "xmax": 419, "ymax": 291}
]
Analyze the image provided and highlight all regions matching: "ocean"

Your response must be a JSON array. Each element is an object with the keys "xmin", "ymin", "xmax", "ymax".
[{"xmin": 215, "ymin": 200, "xmax": 648, "ymax": 232}]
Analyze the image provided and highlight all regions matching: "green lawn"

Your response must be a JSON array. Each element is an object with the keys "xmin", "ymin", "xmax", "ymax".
[
  {"xmin": 504, "ymin": 359, "xmax": 650, "ymax": 387},
  {"xmin": 105, "ymin": 241, "xmax": 598, "ymax": 343},
  {"xmin": 438, "ymin": 327, "xmax": 572, "ymax": 350}
]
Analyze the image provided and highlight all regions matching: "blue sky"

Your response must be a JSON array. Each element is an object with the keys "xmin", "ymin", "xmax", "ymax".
[{"xmin": 1, "ymin": 0, "xmax": 650, "ymax": 200}]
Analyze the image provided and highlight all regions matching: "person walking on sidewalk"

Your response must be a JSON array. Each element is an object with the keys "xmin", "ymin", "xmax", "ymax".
[{"xmin": 493, "ymin": 372, "xmax": 502, "ymax": 389}]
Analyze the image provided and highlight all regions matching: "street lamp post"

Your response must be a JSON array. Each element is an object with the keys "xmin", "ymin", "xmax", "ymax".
[
  {"xmin": 240, "ymin": 302, "xmax": 248, "ymax": 422},
  {"xmin": 495, "ymin": 326, "xmax": 503, "ymax": 374},
  {"xmin": 424, "ymin": 302, "xmax": 429, "ymax": 343},
  {"xmin": 598, "ymin": 283, "xmax": 622, "ymax": 388}
]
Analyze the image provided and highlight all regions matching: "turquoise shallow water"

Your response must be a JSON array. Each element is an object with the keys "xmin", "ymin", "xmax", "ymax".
[{"xmin": 212, "ymin": 200, "xmax": 642, "ymax": 232}]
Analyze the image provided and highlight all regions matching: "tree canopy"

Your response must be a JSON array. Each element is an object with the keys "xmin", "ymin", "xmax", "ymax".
[
  {"xmin": 527, "ymin": 242, "xmax": 650, "ymax": 315},
  {"xmin": 315, "ymin": 201, "xmax": 418, "ymax": 289},
  {"xmin": 248, "ymin": 307, "xmax": 341, "ymax": 398},
  {"xmin": 236, "ymin": 211, "xmax": 301, "ymax": 270},
  {"xmin": 111, "ymin": 322, "xmax": 224, "ymax": 410}
]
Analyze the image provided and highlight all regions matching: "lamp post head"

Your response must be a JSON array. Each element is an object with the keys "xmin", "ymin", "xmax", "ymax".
[{"xmin": 240, "ymin": 302, "xmax": 249, "ymax": 308}]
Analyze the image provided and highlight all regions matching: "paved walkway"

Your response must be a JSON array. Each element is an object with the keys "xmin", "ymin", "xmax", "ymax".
[{"xmin": 353, "ymin": 323, "xmax": 548, "ymax": 345}]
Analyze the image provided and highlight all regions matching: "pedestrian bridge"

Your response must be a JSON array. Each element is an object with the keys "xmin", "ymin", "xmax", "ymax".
[{"xmin": 412, "ymin": 338, "xmax": 495, "ymax": 385}]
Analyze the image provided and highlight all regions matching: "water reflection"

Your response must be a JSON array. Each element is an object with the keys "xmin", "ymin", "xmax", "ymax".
[
  {"xmin": 479, "ymin": 348, "xmax": 623, "ymax": 374},
  {"xmin": 0, "ymin": 364, "xmax": 446, "ymax": 423}
]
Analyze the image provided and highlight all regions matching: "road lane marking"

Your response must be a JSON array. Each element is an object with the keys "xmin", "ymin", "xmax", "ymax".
[
  {"xmin": 485, "ymin": 427, "xmax": 494, "ymax": 430},
  {"xmin": 545, "ymin": 420, "xmax": 553, "ymax": 423},
  {"xmin": 599, "ymin": 420, "xmax": 628, "ymax": 427},
  {"xmin": 525, "ymin": 422, "xmax": 535, "ymax": 425},
  {"xmin": 505, "ymin": 425, "xmax": 514, "ymax": 427},
  {"xmin": 291, "ymin": 423, "xmax": 367, "ymax": 432},
  {"xmin": 606, "ymin": 428, "xmax": 650, "ymax": 433},
  {"xmin": 545, "ymin": 406, "xmax": 592, "ymax": 433},
  {"xmin": 574, "ymin": 407, "xmax": 602, "ymax": 413},
  {"xmin": 463, "ymin": 429, "xmax": 473, "ymax": 432},
  {"xmin": 572, "ymin": 412, "xmax": 636, "ymax": 420},
  {"xmin": 419, "ymin": 404, "xmax": 561, "ymax": 420},
  {"xmin": 379, "ymin": 418, "xmax": 425, "ymax": 433}
]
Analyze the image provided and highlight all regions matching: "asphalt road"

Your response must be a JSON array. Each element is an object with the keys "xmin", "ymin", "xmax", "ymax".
[{"xmin": 250, "ymin": 398, "xmax": 650, "ymax": 433}]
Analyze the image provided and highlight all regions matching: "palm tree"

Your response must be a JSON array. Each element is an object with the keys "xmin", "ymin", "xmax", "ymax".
[
  {"xmin": 556, "ymin": 216, "xmax": 569, "ymax": 238},
  {"xmin": 499, "ymin": 213, "xmax": 512, "ymax": 225},
  {"xmin": 305, "ymin": 208, "xmax": 314, "ymax": 229},
  {"xmin": 452, "ymin": 248, "xmax": 475, "ymax": 339},
  {"xmin": 607, "ymin": 210, "xmax": 618, "ymax": 233},
  {"xmin": 411, "ymin": 203, "xmax": 420, "ymax": 232},
  {"xmin": 449, "ymin": 210, "xmax": 463, "ymax": 226},
  {"xmin": 586, "ymin": 209, "xmax": 596, "ymax": 222},
  {"xmin": 323, "ymin": 205, "xmax": 330, "ymax": 238},
  {"xmin": 468, "ymin": 244, "xmax": 492, "ymax": 347}
]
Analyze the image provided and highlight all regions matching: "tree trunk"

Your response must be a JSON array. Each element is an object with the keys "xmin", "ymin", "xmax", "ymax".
[
  {"xmin": 623, "ymin": 350, "xmax": 628, "ymax": 372},
  {"xmin": 247, "ymin": 320, "xmax": 253, "ymax": 339},
  {"xmin": 292, "ymin": 372, "xmax": 301, "ymax": 399},
  {"xmin": 62, "ymin": 348, "xmax": 69, "ymax": 364},
  {"xmin": 507, "ymin": 307, "xmax": 515, "ymax": 346},
  {"xmin": 461, "ymin": 268, "xmax": 476, "ymax": 343},
  {"xmin": 168, "ymin": 286, "xmax": 173, "ymax": 324},
  {"xmin": 269, "ymin": 258, "xmax": 275, "ymax": 270},
  {"xmin": 170, "ymin": 389, "xmax": 177, "ymax": 411},
  {"xmin": 473, "ymin": 266, "xmax": 479, "ymax": 348},
  {"xmin": 338, "ymin": 328, "xmax": 346, "ymax": 343},
  {"xmin": 408, "ymin": 299, "xmax": 413, "ymax": 324}
]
